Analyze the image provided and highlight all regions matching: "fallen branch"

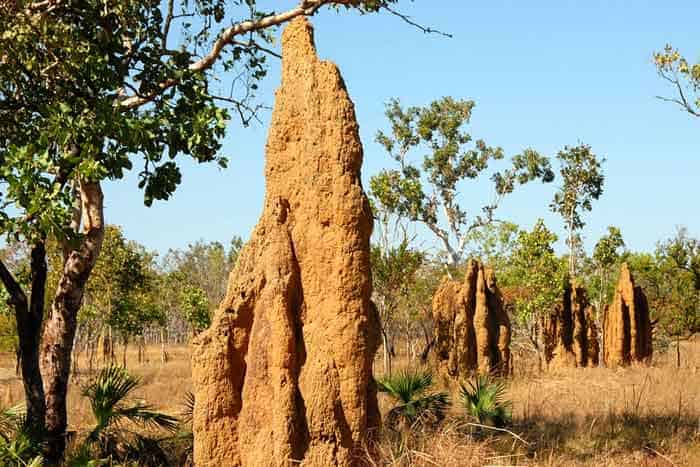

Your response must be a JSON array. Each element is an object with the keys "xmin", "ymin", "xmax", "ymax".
[{"xmin": 465, "ymin": 422, "xmax": 531, "ymax": 447}]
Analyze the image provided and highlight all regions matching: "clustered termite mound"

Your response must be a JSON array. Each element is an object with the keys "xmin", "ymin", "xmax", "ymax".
[
  {"xmin": 542, "ymin": 279, "xmax": 599, "ymax": 368},
  {"xmin": 432, "ymin": 259, "xmax": 511, "ymax": 379},
  {"xmin": 191, "ymin": 18, "xmax": 379, "ymax": 467},
  {"xmin": 603, "ymin": 263, "xmax": 653, "ymax": 367}
]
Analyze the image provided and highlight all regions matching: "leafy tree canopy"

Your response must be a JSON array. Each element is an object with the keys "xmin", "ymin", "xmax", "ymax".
[
  {"xmin": 654, "ymin": 45, "xmax": 700, "ymax": 118},
  {"xmin": 504, "ymin": 219, "xmax": 566, "ymax": 326},
  {"xmin": 0, "ymin": 0, "xmax": 410, "ymax": 245},
  {"xmin": 550, "ymin": 143, "xmax": 604, "ymax": 275},
  {"xmin": 370, "ymin": 97, "xmax": 553, "ymax": 267},
  {"xmin": 593, "ymin": 226, "xmax": 625, "ymax": 269}
]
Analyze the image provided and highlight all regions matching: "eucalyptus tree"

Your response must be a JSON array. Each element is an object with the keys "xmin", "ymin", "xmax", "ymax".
[
  {"xmin": 654, "ymin": 45, "xmax": 700, "ymax": 118},
  {"xmin": 370, "ymin": 97, "xmax": 554, "ymax": 270},
  {"xmin": 81, "ymin": 226, "xmax": 164, "ymax": 367},
  {"xmin": 504, "ymin": 219, "xmax": 566, "ymax": 370},
  {"xmin": 462, "ymin": 220, "xmax": 519, "ymax": 274},
  {"xmin": 163, "ymin": 238, "xmax": 241, "ymax": 312},
  {"xmin": 550, "ymin": 144, "xmax": 605, "ymax": 276},
  {"xmin": 588, "ymin": 226, "xmax": 625, "ymax": 362},
  {"xmin": 655, "ymin": 228, "xmax": 700, "ymax": 337},
  {"xmin": 0, "ymin": 0, "xmax": 416, "ymax": 460},
  {"xmin": 591, "ymin": 226, "xmax": 625, "ymax": 313},
  {"xmin": 371, "ymin": 239, "xmax": 424, "ymax": 375},
  {"xmin": 624, "ymin": 229, "xmax": 700, "ymax": 366},
  {"xmin": 179, "ymin": 285, "xmax": 212, "ymax": 336}
]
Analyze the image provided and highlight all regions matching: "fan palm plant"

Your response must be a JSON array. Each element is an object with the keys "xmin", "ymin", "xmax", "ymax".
[
  {"xmin": 0, "ymin": 403, "xmax": 23, "ymax": 440},
  {"xmin": 76, "ymin": 366, "xmax": 178, "ymax": 463},
  {"xmin": 181, "ymin": 391, "xmax": 195, "ymax": 425},
  {"xmin": 377, "ymin": 371, "xmax": 449, "ymax": 430},
  {"xmin": 0, "ymin": 404, "xmax": 44, "ymax": 466},
  {"xmin": 459, "ymin": 375, "xmax": 512, "ymax": 428}
]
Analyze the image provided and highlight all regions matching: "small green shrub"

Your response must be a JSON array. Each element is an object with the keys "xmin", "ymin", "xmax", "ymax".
[
  {"xmin": 0, "ymin": 404, "xmax": 44, "ymax": 466},
  {"xmin": 377, "ymin": 371, "xmax": 450, "ymax": 430},
  {"xmin": 460, "ymin": 375, "xmax": 512, "ymax": 428},
  {"xmin": 66, "ymin": 366, "xmax": 178, "ymax": 466}
]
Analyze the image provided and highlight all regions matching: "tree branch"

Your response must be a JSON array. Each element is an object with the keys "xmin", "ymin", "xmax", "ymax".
[
  {"xmin": 29, "ymin": 242, "xmax": 47, "ymax": 319},
  {"xmin": 119, "ymin": 0, "xmax": 337, "ymax": 109},
  {"xmin": 656, "ymin": 71, "xmax": 700, "ymax": 117},
  {"xmin": 382, "ymin": 5, "xmax": 452, "ymax": 38},
  {"xmin": 424, "ymin": 221, "xmax": 459, "ymax": 267},
  {"xmin": 0, "ymin": 258, "xmax": 27, "ymax": 308},
  {"xmin": 231, "ymin": 39, "xmax": 282, "ymax": 59},
  {"xmin": 162, "ymin": 0, "xmax": 175, "ymax": 49}
]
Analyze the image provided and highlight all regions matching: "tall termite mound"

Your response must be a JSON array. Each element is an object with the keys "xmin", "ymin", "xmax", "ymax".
[
  {"xmin": 190, "ymin": 18, "xmax": 379, "ymax": 467},
  {"xmin": 432, "ymin": 260, "xmax": 510, "ymax": 378},
  {"xmin": 542, "ymin": 280, "xmax": 598, "ymax": 368},
  {"xmin": 603, "ymin": 263, "xmax": 653, "ymax": 367}
]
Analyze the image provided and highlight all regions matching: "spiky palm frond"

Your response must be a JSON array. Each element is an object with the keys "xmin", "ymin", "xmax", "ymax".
[
  {"xmin": 377, "ymin": 371, "xmax": 434, "ymax": 403},
  {"xmin": 181, "ymin": 391, "xmax": 195, "ymax": 425},
  {"xmin": 113, "ymin": 403, "xmax": 179, "ymax": 432},
  {"xmin": 82, "ymin": 366, "xmax": 178, "ymax": 443},
  {"xmin": 0, "ymin": 417, "xmax": 45, "ymax": 466},
  {"xmin": 64, "ymin": 443, "xmax": 108, "ymax": 467},
  {"xmin": 377, "ymin": 371, "xmax": 450, "ymax": 430},
  {"xmin": 120, "ymin": 434, "xmax": 170, "ymax": 467},
  {"xmin": 0, "ymin": 403, "xmax": 24, "ymax": 441},
  {"xmin": 460, "ymin": 375, "xmax": 512, "ymax": 428}
]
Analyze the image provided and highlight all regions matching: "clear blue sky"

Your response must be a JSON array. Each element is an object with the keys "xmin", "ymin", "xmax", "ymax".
[{"xmin": 104, "ymin": 1, "xmax": 699, "ymax": 256}]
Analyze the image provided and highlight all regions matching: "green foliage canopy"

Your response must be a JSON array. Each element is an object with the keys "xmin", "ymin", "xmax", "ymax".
[
  {"xmin": 179, "ymin": 285, "xmax": 211, "ymax": 333},
  {"xmin": 370, "ymin": 97, "xmax": 553, "ymax": 266},
  {"xmin": 654, "ymin": 45, "xmax": 700, "ymax": 118},
  {"xmin": 593, "ymin": 226, "xmax": 625, "ymax": 270},
  {"xmin": 550, "ymin": 143, "xmax": 604, "ymax": 275},
  {"xmin": 505, "ymin": 219, "xmax": 565, "ymax": 327},
  {"xmin": 0, "ymin": 0, "xmax": 234, "ymax": 246}
]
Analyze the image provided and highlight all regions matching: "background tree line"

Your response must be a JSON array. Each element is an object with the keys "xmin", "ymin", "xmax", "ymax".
[
  {"xmin": 0, "ymin": 231, "xmax": 243, "ymax": 365},
  {"xmin": 368, "ymin": 96, "xmax": 699, "ymax": 374}
]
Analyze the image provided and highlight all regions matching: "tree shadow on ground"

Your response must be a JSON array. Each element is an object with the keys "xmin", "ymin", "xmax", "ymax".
[{"xmin": 497, "ymin": 411, "xmax": 700, "ymax": 463}]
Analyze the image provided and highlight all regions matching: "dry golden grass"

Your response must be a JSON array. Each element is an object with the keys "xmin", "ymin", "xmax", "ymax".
[
  {"xmin": 373, "ymin": 337, "xmax": 700, "ymax": 466},
  {"xmin": 0, "ymin": 345, "xmax": 192, "ymax": 432},
  {"xmin": 0, "ymin": 338, "xmax": 698, "ymax": 466}
]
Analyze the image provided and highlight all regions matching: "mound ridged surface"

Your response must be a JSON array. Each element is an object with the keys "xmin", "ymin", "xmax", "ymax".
[{"xmin": 191, "ymin": 18, "xmax": 379, "ymax": 467}]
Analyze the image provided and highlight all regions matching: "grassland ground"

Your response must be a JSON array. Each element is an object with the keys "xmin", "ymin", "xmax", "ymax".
[{"xmin": 1, "ymin": 339, "xmax": 699, "ymax": 466}]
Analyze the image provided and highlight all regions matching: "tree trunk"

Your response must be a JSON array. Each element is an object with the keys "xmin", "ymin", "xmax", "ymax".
[
  {"xmin": 598, "ymin": 271, "xmax": 606, "ymax": 367},
  {"xmin": 14, "ymin": 344, "xmax": 20, "ymax": 377},
  {"xmin": 567, "ymin": 218, "xmax": 576, "ymax": 277},
  {"xmin": 418, "ymin": 321, "xmax": 434, "ymax": 363},
  {"xmin": 0, "ymin": 244, "xmax": 48, "ymax": 431},
  {"xmin": 382, "ymin": 329, "xmax": 392, "ymax": 376},
  {"xmin": 72, "ymin": 322, "xmax": 81, "ymax": 380},
  {"xmin": 88, "ymin": 333, "xmax": 95, "ymax": 373},
  {"xmin": 41, "ymin": 181, "xmax": 104, "ymax": 464},
  {"xmin": 529, "ymin": 321, "xmax": 544, "ymax": 373},
  {"xmin": 122, "ymin": 337, "xmax": 128, "ymax": 368},
  {"xmin": 138, "ymin": 336, "xmax": 146, "ymax": 364},
  {"xmin": 160, "ymin": 328, "xmax": 168, "ymax": 364}
]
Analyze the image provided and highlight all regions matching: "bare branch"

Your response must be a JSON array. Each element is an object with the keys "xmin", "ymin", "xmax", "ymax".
[
  {"xmin": 656, "ymin": 71, "xmax": 700, "ymax": 117},
  {"xmin": 382, "ymin": 5, "xmax": 452, "ymax": 38},
  {"xmin": 206, "ymin": 93, "xmax": 270, "ymax": 126},
  {"xmin": 231, "ymin": 40, "xmax": 282, "ymax": 59},
  {"xmin": 162, "ymin": 0, "xmax": 175, "ymax": 49},
  {"xmin": 464, "ymin": 423, "xmax": 530, "ymax": 446}
]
